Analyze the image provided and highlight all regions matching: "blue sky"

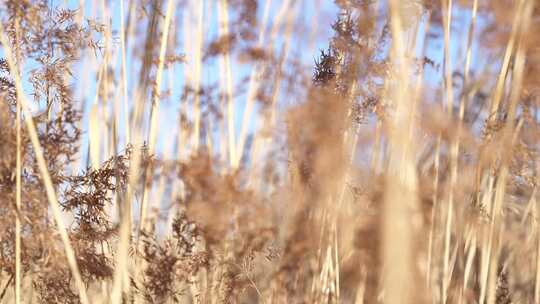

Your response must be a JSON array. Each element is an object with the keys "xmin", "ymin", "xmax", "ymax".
[
  {"xmin": 55, "ymin": 0, "xmax": 340, "ymax": 167},
  {"xmin": 12, "ymin": 0, "xmax": 496, "ymax": 171}
]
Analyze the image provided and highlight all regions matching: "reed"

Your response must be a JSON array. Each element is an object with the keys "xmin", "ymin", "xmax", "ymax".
[{"xmin": 0, "ymin": 1, "xmax": 538, "ymax": 303}]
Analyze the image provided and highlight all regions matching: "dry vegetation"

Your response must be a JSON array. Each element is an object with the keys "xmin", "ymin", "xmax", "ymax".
[{"xmin": 0, "ymin": 0, "xmax": 539, "ymax": 303}]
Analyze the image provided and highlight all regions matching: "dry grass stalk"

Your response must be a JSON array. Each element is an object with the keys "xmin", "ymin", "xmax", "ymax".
[{"xmin": 0, "ymin": 1, "xmax": 539, "ymax": 303}]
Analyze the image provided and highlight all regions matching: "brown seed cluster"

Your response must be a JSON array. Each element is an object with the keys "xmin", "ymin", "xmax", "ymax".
[{"xmin": 1, "ymin": 0, "xmax": 540, "ymax": 303}]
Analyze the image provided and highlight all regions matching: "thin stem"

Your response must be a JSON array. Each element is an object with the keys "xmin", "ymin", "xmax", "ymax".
[{"xmin": 0, "ymin": 21, "xmax": 90, "ymax": 304}]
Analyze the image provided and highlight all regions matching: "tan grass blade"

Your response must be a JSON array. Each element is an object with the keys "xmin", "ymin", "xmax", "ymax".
[
  {"xmin": 128, "ymin": 2, "xmax": 177, "ymax": 301},
  {"xmin": 247, "ymin": 0, "xmax": 296, "ymax": 187},
  {"xmin": 13, "ymin": 11, "xmax": 23, "ymax": 304},
  {"xmin": 488, "ymin": 0, "xmax": 523, "ymax": 115},
  {"xmin": 427, "ymin": 135, "xmax": 441, "ymax": 290},
  {"xmin": 458, "ymin": 1, "xmax": 478, "ymax": 298},
  {"xmin": 233, "ymin": 0, "xmax": 272, "ymax": 169},
  {"xmin": 382, "ymin": 0, "xmax": 421, "ymax": 302},
  {"xmin": 140, "ymin": 0, "xmax": 175, "ymax": 237},
  {"xmin": 14, "ymin": 86, "xmax": 22, "ymax": 304},
  {"xmin": 119, "ymin": 0, "xmax": 131, "ymax": 143},
  {"xmin": 14, "ymin": 43, "xmax": 22, "ymax": 304},
  {"xmin": 217, "ymin": 0, "xmax": 236, "ymax": 166},
  {"xmin": 480, "ymin": 1, "xmax": 532, "ymax": 302},
  {"xmin": 112, "ymin": 3, "xmax": 165, "ymax": 301},
  {"xmin": 0, "ymin": 21, "xmax": 90, "ymax": 304},
  {"xmin": 89, "ymin": 65, "xmax": 104, "ymax": 170},
  {"xmin": 536, "ymin": 192, "xmax": 540, "ymax": 303},
  {"xmin": 440, "ymin": 0, "xmax": 456, "ymax": 301},
  {"xmin": 190, "ymin": 0, "xmax": 204, "ymax": 152}
]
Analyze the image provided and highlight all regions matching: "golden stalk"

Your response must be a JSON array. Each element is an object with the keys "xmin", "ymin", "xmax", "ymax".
[
  {"xmin": 382, "ymin": 0, "xmax": 420, "ymax": 302},
  {"xmin": 234, "ymin": 0, "xmax": 272, "ymax": 169},
  {"xmin": 0, "ymin": 20, "xmax": 90, "ymax": 304},
  {"xmin": 440, "ymin": 0, "xmax": 455, "ymax": 301},
  {"xmin": 192, "ymin": 0, "xmax": 204, "ymax": 152},
  {"xmin": 217, "ymin": 0, "xmax": 236, "ymax": 166}
]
